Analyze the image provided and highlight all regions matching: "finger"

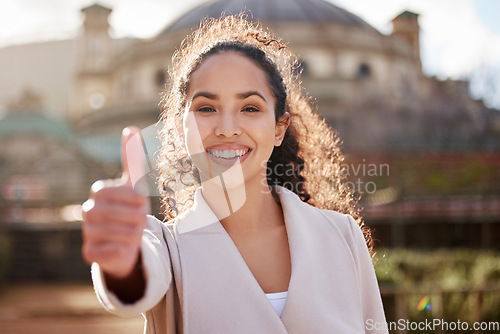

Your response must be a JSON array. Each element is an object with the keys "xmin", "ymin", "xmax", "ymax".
[
  {"xmin": 121, "ymin": 127, "xmax": 150, "ymax": 195},
  {"xmin": 83, "ymin": 200, "xmax": 147, "ymax": 227},
  {"xmin": 84, "ymin": 243, "xmax": 139, "ymax": 278},
  {"xmin": 82, "ymin": 242, "xmax": 127, "ymax": 266},
  {"xmin": 83, "ymin": 223, "xmax": 143, "ymax": 246},
  {"xmin": 183, "ymin": 112, "xmax": 205, "ymax": 155},
  {"xmin": 84, "ymin": 199, "xmax": 147, "ymax": 227},
  {"xmin": 90, "ymin": 182, "xmax": 146, "ymax": 207}
]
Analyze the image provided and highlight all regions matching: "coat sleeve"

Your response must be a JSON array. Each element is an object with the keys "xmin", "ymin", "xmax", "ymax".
[
  {"xmin": 345, "ymin": 214, "xmax": 388, "ymax": 334},
  {"xmin": 91, "ymin": 214, "xmax": 173, "ymax": 318}
]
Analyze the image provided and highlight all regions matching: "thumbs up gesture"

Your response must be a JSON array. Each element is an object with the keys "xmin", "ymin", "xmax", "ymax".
[{"xmin": 82, "ymin": 127, "xmax": 150, "ymax": 279}]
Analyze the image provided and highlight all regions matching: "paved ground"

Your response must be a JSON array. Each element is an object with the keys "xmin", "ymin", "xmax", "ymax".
[{"xmin": 0, "ymin": 283, "xmax": 144, "ymax": 334}]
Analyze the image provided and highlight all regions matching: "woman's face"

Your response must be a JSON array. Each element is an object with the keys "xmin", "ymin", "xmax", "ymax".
[{"xmin": 182, "ymin": 51, "xmax": 288, "ymax": 189}]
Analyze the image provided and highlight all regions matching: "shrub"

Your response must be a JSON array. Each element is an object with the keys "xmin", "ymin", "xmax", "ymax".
[
  {"xmin": 374, "ymin": 249, "xmax": 500, "ymax": 330},
  {"xmin": 0, "ymin": 232, "xmax": 11, "ymax": 289}
]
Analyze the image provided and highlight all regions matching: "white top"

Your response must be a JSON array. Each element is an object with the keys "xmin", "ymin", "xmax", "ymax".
[{"xmin": 265, "ymin": 291, "xmax": 288, "ymax": 317}]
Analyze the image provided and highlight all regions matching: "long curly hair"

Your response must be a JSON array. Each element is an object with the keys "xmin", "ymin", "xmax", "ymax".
[{"xmin": 157, "ymin": 14, "xmax": 373, "ymax": 252}]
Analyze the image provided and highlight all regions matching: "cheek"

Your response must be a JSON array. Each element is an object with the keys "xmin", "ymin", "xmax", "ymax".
[
  {"xmin": 183, "ymin": 118, "xmax": 213, "ymax": 178},
  {"xmin": 183, "ymin": 112, "xmax": 207, "ymax": 156},
  {"xmin": 252, "ymin": 118, "xmax": 278, "ymax": 152}
]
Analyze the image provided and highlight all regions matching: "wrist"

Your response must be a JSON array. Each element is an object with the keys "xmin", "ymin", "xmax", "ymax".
[{"xmin": 104, "ymin": 253, "xmax": 146, "ymax": 304}]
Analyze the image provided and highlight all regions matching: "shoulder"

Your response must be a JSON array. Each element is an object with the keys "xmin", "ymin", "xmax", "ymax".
[
  {"xmin": 276, "ymin": 185, "xmax": 359, "ymax": 243},
  {"xmin": 317, "ymin": 209, "xmax": 357, "ymax": 235},
  {"xmin": 317, "ymin": 208, "xmax": 360, "ymax": 247},
  {"xmin": 146, "ymin": 214, "xmax": 176, "ymax": 240},
  {"xmin": 146, "ymin": 214, "xmax": 171, "ymax": 229},
  {"xmin": 277, "ymin": 186, "xmax": 354, "ymax": 229}
]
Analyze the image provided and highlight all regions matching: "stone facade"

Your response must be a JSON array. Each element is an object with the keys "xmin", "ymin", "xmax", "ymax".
[
  {"xmin": 72, "ymin": 3, "xmax": 422, "ymax": 142},
  {"xmin": 0, "ymin": 0, "xmax": 498, "ymax": 254}
]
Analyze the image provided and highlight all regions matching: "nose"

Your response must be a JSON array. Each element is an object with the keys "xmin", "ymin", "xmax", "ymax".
[{"xmin": 215, "ymin": 112, "xmax": 242, "ymax": 137}]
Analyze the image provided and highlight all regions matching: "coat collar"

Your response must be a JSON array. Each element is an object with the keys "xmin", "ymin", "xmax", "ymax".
[
  {"xmin": 172, "ymin": 185, "xmax": 362, "ymax": 333},
  {"xmin": 174, "ymin": 185, "xmax": 299, "ymax": 234}
]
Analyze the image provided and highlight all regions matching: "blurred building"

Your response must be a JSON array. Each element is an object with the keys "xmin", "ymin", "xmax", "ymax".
[
  {"xmin": 0, "ymin": 89, "xmax": 117, "ymax": 281},
  {"xmin": 0, "ymin": 0, "xmax": 499, "ymax": 281},
  {"xmin": 0, "ymin": 90, "xmax": 108, "ymax": 223},
  {"xmin": 73, "ymin": 3, "xmax": 427, "ymax": 153}
]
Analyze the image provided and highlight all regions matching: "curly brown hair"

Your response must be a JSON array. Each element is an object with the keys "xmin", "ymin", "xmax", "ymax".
[{"xmin": 157, "ymin": 14, "xmax": 373, "ymax": 252}]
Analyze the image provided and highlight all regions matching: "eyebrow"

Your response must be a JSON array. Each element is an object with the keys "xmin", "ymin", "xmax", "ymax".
[
  {"xmin": 192, "ymin": 91, "xmax": 267, "ymax": 102},
  {"xmin": 236, "ymin": 91, "xmax": 267, "ymax": 102},
  {"xmin": 192, "ymin": 92, "xmax": 218, "ymax": 100}
]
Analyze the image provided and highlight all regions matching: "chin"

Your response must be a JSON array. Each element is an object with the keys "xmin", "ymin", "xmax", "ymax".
[{"xmin": 200, "ymin": 163, "xmax": 247, "ymax": 215}]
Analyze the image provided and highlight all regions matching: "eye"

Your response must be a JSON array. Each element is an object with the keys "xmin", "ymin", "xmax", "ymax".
[
  {"xmin": 196, "ymin": 106, "xmax": 216, "ymax": 113},
  {"xmin": 242, "ymin": 106, "xmax": 260, "ymax": 113}
]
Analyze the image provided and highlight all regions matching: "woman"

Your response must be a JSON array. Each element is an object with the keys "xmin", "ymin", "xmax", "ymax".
[{"xmin": 82, "ymin": 15, "xmax": 387, "ymax": 334}]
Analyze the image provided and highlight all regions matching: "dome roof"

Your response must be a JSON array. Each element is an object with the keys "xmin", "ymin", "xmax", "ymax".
[
  {"xmin": 0, "ymin": 112, "xmax": 72, "ymax": 140},
  {"xmin": 160, "ymin": 0, "xmax": 377, "ymax": 34}
]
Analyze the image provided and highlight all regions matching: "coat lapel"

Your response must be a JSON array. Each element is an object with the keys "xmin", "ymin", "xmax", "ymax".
[
  {"xmin": 173, "ymin": 186, "xmax": 364, "ymax": 333},
  {"xmin": 276, "ymin": 186, "xmax": 366, "ymax": 333},
  {"xmin": 174, "ymin": 187, "xmax": 288, "ymax": 334}
]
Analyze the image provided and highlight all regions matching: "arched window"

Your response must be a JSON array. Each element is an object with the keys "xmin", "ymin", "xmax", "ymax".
[
  {"xmin": 358, "ymin": 63, "xmax": 371, "ymax": 79},
  {"xmin": 155, "ymin": 69, "xmax": 167, "ymax": 89}
]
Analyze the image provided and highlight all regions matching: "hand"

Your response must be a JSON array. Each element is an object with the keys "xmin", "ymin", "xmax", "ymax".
[{"xmin": 82, "ymin": 127, "xmax": 151, "ymax": 279}]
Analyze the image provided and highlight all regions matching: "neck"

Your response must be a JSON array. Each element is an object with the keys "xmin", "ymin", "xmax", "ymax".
[{"xmin": 200, "ymin": 175, "xmax": 284, "ymax": 236}]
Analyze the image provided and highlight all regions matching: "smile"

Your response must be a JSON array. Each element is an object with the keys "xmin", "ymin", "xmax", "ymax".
[
  {"xmin": 207, "ymin": 148, "xmax": 249, "ymax": 159},
  {"xmin": 206, "ymin": 147, "xmax": 252, "ymax": 166}
]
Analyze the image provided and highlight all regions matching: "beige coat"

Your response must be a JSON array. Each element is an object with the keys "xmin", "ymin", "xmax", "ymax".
[{"xmin": 92, "ymin": 186, "xmax": 388, "ymax": 333}]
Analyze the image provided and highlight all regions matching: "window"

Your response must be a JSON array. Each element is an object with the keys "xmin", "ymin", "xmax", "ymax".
[
  {"xmin": 155, "ymin": 69, "xmax": 167, "ymax": 89},
  {"xmin": 358, "ymin": 63, "xmax": 371, "ymax": 79}
]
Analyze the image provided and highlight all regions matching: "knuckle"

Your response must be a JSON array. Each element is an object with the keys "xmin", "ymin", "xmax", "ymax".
[
  {"xmin": 122, "ymin": 183, "xmax": 144, "ymax": 198},
  {"xmin": 82, "ymin": 202, "xmax": 102, "ymax": 223},
  {"xmin": 124, "ymin": 188, "xmax": 144, "ymax": 205},
  {"xmin": 81, "ymin": 209, "xmax": 93, "ymax": 224},
  {"xmin": 91, "ymin": 179, "xmax": 120, "ymax": 198}
]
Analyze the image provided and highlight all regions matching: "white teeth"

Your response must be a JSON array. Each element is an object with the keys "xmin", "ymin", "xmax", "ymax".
[{"xmin": 208, "ymin": 149, "xmax": 248, "ymax": 159}]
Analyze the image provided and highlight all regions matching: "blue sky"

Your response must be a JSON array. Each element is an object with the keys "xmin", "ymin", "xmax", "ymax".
[
  {"xmin": 1, "ymin": 0, "xmax": 499, "ymax": 108},
  {"xmin": 474, "ymin": 0, "xmax": 500, "ymax": 33}
]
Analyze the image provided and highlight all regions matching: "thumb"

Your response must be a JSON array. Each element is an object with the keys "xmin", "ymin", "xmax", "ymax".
[{"xmin": 121, "ymin": 126, "xmax": 150, "ymax": 196}]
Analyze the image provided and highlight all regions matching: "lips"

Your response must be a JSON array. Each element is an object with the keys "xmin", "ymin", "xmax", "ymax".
[
  {"xmin": 206, "ymin": 144, "xmax": 252, "ymax": 166},
  {"xmin": 207, "ymin": 148, "xmax": 248, "ymax": 158}
]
